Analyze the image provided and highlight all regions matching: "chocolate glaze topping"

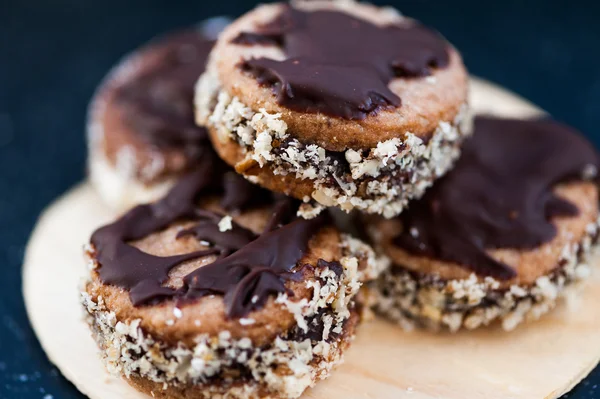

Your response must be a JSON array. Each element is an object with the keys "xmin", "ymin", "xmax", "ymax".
[
  {"xmin": 90, "ymin": 152, "xmax": 328, "ymax": 317},
  {"xmin": 232, "ymin": 5, "xmax": 449, "ymax": 120},
  {"xmin": 114, "ymin": 24, "xmax": 224, "ymax": 159},
  {"xmin": 394, "ymin": 116, "xmax": 599, "ymax": 279}
]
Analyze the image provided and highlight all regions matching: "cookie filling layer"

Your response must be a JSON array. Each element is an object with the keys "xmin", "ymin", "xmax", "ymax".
[
  {"xmin": 196, "ymin": 74, "xmax": 471, "ymax": 218},
  {"xmin": 231, "ymin": 4, "xmax": 449, "ymax": 120},
  {"xmin": 393, "ymin": 116, "xmax": 600, "ymax": 279},
  {"xmin": 82, "ymin": 233, "xmax": 385, "ymax": 399},
  {"xmin": 375, "ymin": 217, "xmax": 600, "ymax": 331}
]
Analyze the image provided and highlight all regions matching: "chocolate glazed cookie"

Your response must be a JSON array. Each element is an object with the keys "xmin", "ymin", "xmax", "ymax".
[
  {"xmin": 81, "ymin": 151, "xmax": 387, "ymax": 399},
  {"xmin": 87, "ymin": 19, "xmax": 228, "ymax": 210},
  {"xmin": 196, "ymin": 1, "xmax": 471, "ymax": 218},
  {"xmin": 370, "ymin": 116, "xmax": 600, "ymax": 332}
]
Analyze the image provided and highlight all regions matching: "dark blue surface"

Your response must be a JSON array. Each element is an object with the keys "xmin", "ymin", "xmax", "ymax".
[{"xmin": 1, "ymin": 1, "xmax": 599, "ymax": 398}]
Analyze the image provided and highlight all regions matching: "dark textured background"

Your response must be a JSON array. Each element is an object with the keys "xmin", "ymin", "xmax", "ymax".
[{"xmin": 1, "ymin": 0, "xmax": 600, "ymax": 398}]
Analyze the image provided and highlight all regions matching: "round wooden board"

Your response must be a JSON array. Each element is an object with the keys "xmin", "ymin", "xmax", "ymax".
[{"xmin": 23, "ymin": 78, "xmax": 600, "ymax": 399}]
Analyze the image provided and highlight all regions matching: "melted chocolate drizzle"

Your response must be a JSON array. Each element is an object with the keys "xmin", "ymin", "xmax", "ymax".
[
  {"xmin": 91, "ymin": 152, "xmax": 327, "ymax": 317},
  {"xmin": 394, "ymin": 116, "xmax": 599, "ymax": 279},
  {"xmin": 232, "ymin": 6, "xmax": 449, "ymax": 120},
  {"xmin": 114, "ymin": 28, "xmax": 218, "ymax": 159}
]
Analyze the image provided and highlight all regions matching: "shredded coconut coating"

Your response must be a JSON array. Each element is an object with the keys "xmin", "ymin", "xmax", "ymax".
[
  {"xmin": 81, "ymin": 235, "xmax": 387, "ymax": 399},
  {"xmin": 195, "ymin": 72, "xmax": 472, "ymax": 218},
  {"xmin": 374, "ymin": 217, "xmax": 600, "ymax": 332},
  {"xmin": 88, "ymin": 149, "xmax": 176, "ymax": 211}
]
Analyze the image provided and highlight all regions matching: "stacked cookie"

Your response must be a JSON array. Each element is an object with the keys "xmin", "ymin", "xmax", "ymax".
[
  {"xmin": 195, "ymin": 1, "xmax": 470, "ymax": 218},
  {"xmin": 83, "ymin": 153, "xmax": 386, "ymax": 398},
  {"xmin": 372, "ymin": 116, "xmax": 600, "ymax": 332},
  {"xmin": 81, "ymin": 1, "xmax": 599, "ymax": 399},
  {"xmin": 87, "ymin": 24, "xmax": 222, "ymax": 210}
]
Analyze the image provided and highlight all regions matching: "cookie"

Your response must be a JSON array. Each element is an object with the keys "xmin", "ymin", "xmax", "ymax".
[
  {"xmin": 371, "ymin": 116, "xmax": 600, "ymax": 331},
  {"xmin": 81, "ymin": 152, "xmax": 387, "ymax": 399},
  {"xmin": 87, "ymin": 19, "xmax": 228, "ymax": 210},
  {"xmin": 195, "ymin": 1, "xmax": 471, "ymax": 218}
]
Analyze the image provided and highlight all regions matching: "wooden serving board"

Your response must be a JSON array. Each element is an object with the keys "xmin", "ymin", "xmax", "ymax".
[{"xmin": 24, "ymin": 78, "xmax": 600, "ymax": 399}]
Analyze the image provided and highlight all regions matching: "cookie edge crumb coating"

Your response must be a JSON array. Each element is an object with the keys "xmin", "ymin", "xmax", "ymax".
[
  {"xmin": 195, "ymin": 71, "xmax": 472, "ymax": 218},
  {"xmin": 81, "ymin": 234, "xmax": 389, "ymax": 399},
  {"xmin": 88, "ymin": 148, "xmax": 175, "ymax": 210},
  {"xmin": 374, "ymin": 216, "xmax": 600, "ymax": 332}
]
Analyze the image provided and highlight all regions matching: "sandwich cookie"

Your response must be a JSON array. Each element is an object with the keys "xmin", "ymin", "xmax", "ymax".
[
  {"xmin": 372, "ymin": 116, "xmax": 600, "ymax": 331},
  {"xmin": 81, "ymin": 152, "xmax": 387, "ymax": 399},
  {"xmin": 196, "ymin": 1, "xmax": 471, "ymax": 218},
  {"xmin": 88, "ymin": 19, "xmax": 228, "ymax": 210}
]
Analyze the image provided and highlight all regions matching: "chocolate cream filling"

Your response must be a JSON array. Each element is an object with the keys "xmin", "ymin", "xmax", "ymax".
[
  {"xmin": 90, "ymin": 151, "xmax": 332, "ymax": 318},
  {"xmin": 393, "ymin": 116, "xmax": 600, "ymax": 279},
  {"xmin": 232, "ymin": 5, "xmax": 449, "ymax": 120}
]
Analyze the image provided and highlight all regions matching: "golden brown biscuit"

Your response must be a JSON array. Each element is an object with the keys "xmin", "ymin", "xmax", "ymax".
[
  {"xmin": 81, "ymin": 154, "xmax": 387, "ymax": 399},
  {"xmin": 196, "ymin": 1, "xmax": 471, "ymax": 218},
  {"xmin": 88, "ymin": 19, "xmax": 228, "ymax": 210},
  {"xmin": 370, "ymin": 116, "xmax": 600, "ymax": 331}
]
